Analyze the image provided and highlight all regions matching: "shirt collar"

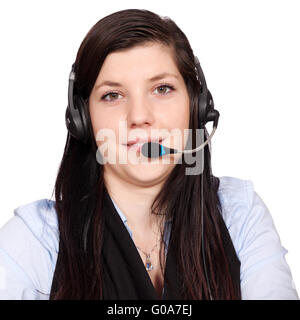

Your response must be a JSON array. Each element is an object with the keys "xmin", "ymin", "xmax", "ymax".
[
  {"xmin": 110, "ymin": 196, "xmax": 173, "ymax": 224},
  {"xmin": 110, "ymin": 197, "xmax": 128, "ymax": 224}
]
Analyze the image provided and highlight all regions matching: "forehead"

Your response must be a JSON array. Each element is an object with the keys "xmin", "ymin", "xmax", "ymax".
[
  {"xmin": 94, "ymin": 42, "xmax": 182, "ymax": 88},
  {"xmin": 100, "ymin": 42, "xmax": 177, "ymax": 74}
]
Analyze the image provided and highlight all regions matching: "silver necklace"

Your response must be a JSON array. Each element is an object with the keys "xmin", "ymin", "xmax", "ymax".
[{"xmin": 136, "ymin": 241, "xmax": 159, "ymax": 272}]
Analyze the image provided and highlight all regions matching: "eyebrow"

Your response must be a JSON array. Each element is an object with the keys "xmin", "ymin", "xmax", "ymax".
[{"xmin": 94, "ymin": 72, "xmax": 179, "ymax": 91}]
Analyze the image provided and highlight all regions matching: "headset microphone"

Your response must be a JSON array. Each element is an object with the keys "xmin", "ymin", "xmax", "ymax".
[
  {"xmin": 141, "ymin": 111, "xmax": 219, "ymax": 158},
  {"xmin": 141, "ymin": 142, "xmax": 177, "ymax": 158}
]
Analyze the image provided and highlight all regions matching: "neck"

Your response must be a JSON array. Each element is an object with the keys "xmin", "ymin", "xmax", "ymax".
[{"xmin": 103, "ymin": 168, "xmax": 166, "ymax": 236}]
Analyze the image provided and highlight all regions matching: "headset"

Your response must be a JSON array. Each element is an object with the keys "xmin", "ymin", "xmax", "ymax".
[
  {"xmin": 65, "ymin": 64, "xmax": 89, "ymax": 144},
  {"xmin": 65, "ymin": 56, "xmax": 220, "ymax": 300}
]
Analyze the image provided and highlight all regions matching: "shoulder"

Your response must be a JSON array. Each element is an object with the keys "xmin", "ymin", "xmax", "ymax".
[
  {"xmin": 217, "ymin": 175, "xmax": 256, "ymax": 247},
  {"xmin": 8, "ymin": 198, "xmax": 59, "ymax": 256},
  {"xmin": 217, "ymin": 175, "xmax": 253, "ymax": 227},
  {"xmin": 15, "ymin": 198, "xmax": 58, "ymax": 247},
  {"xmin": 217, "ymin": 175, "xmax": 280, "ymax": 255},
  {"xmin": 217, "ymin": 176, "xmax": 298, "ymax": 299},
  {"xmin": 217, "ymin": 176, "xmax": 258, "ymax": 261},
  {"xmin": 0, "ymin": 199, "xmax": 58, "ymax": 299}
]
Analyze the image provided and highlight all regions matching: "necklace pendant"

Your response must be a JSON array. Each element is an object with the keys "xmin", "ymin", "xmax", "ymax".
[{"xmin": 145, "ymin": 254, "xmax": 153, "ymax": 271}]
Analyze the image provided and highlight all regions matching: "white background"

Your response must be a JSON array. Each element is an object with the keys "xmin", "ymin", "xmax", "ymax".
[{"xmin": 0, "ymin": 0, "xmax": 299, "ymax": 294}]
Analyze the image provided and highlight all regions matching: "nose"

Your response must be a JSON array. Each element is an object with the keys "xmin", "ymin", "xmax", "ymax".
[{"xmin": 126, "ymin": 96, "xmax": 155, "ymax": 129}]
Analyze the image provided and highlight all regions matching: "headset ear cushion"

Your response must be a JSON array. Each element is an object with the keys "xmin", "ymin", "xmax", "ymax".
[
  {"xmin": 198, "ymin": 90, "xmax": 216, "ymax": 128},
  {"xmin": 65, "ymin": 98, "xmax": 84, "ymax": 142},
  {"xmin": 74, "ymin": 94, "xmax": 89, "ymax": 143},
  {"xmin": 207, "ymin": 90, "xmax": 214, "ymax": 110},
  {"xmin": 198, "ymin": 88, "xmax": 208, "ymax": 128}
]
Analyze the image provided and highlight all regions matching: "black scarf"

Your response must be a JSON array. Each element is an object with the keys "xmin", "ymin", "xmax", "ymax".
[{"xmin": 101, "ymin": 187, "xmax": 241, "ymax": 299}]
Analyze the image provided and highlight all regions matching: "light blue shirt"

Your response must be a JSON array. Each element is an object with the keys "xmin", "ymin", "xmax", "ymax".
[{"xmin": 0, "ymin": 176, "xmax": 298, "ymax": 300}]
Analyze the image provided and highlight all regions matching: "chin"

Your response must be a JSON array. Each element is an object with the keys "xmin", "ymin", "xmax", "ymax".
[{"xmin": 125, "ymin": 161, "xmax": 175, "ymax": 182}]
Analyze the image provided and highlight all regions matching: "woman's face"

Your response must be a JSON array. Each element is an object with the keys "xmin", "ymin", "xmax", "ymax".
[{"xmin": 89, "ymin": 42, "xmax": 190, "ymax": 187}]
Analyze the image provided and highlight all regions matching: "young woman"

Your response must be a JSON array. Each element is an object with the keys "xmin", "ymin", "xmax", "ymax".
[{"xmin": 0, "ymin": 9, "xmax": 298, "ymax": 300}]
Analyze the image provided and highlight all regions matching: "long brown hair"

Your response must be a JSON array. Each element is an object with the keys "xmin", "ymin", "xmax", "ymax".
[{"xmin": 50, "ymin": 8, "xmax": 241, "ymax": 299}]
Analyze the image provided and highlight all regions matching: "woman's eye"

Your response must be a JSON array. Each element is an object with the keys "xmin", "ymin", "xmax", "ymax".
[
  {"xmin": 101, "ymin": 92, "xmax": 121, "ymax": 102},
  {"xmin": 154, "ymin": 85, "xmax": 174, "ymax": 95}
]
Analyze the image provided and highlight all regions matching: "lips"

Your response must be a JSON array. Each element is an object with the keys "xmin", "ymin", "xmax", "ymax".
[
  {"xmin": 127, "ymin": 143, "xmax": 144, "ymax": 152},
  {"xmin": 124, "ymin": 137, "xmax": 163, "ymax": 152}
]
